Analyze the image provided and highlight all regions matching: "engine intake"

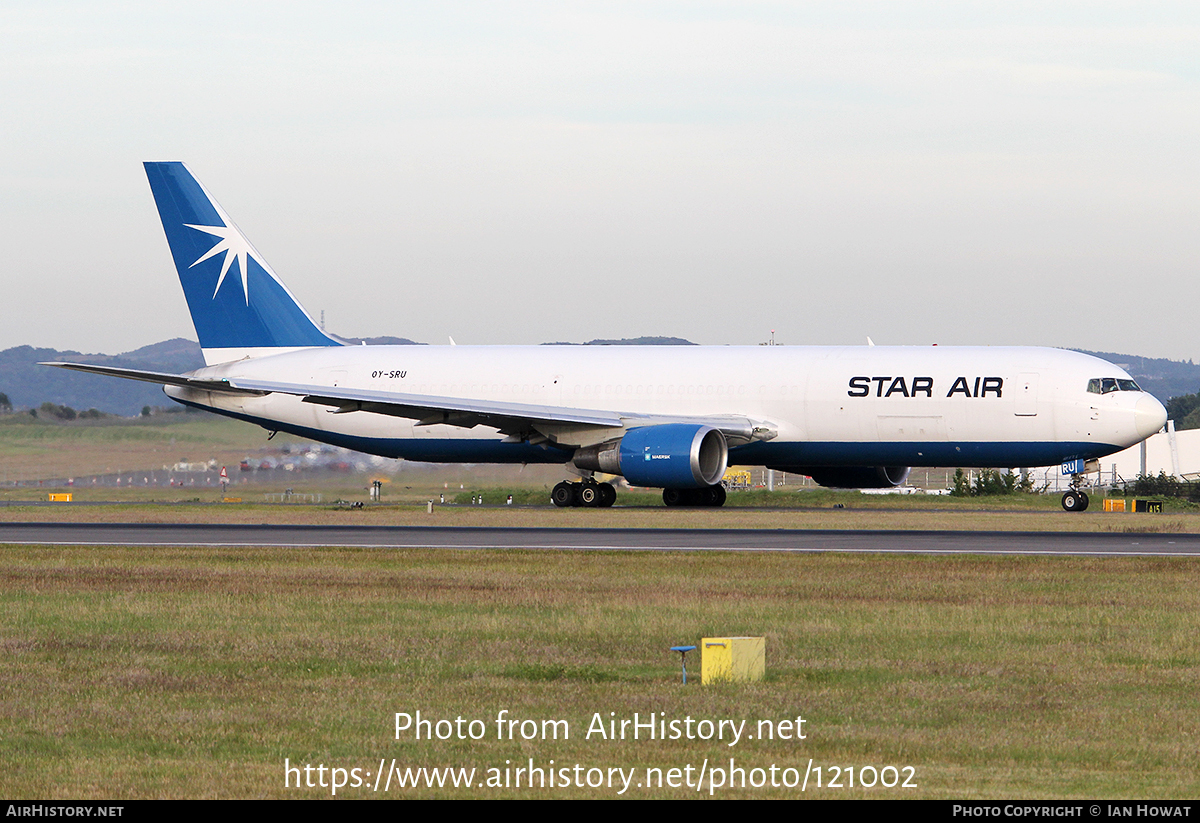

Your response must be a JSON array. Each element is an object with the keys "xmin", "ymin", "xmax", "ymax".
[{"xmin": 573, "ymin": 424, "xmax": 728, "ymax": 489}]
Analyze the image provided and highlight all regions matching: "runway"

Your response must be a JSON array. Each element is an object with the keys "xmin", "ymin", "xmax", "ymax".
[{"xmin": 2, "ymin": 522, "xmax": 1199, "ymax": 556}]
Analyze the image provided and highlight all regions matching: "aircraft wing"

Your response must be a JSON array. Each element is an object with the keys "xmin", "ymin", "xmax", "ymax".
[
  {"xmin": 228, "ymin": 378, "xmax": 772, "ymax": 444},
  {"xmin": 39, "ymin": 364, "xmax": 773, "ymax": 445}
]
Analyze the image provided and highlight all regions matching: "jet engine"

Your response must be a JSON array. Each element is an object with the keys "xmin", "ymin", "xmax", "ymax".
[{"xmin": 573, "ymin": 424, "xmax": 728, "ymax": 488}]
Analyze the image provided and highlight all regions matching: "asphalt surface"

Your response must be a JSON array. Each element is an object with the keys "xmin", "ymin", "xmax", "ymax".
[{"xmin": 1, "ymin": 522, "xmax": 1199, "ymax": 555}]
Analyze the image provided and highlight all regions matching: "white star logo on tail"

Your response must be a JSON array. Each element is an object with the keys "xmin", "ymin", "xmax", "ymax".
[{"xmin": 185, "ymin": 221, "xmax": 259, "ymax": 304}]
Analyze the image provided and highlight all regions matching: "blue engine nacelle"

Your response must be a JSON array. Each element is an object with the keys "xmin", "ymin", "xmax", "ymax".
[{"xmin": 572, "ymin": 424, "xmax": 729, "ymax": 489}]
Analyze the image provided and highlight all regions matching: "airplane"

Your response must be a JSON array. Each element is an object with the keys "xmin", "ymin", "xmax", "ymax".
[{"xmin": 44, "ymin": 162, "xmax": 1168, "ymax": 512}]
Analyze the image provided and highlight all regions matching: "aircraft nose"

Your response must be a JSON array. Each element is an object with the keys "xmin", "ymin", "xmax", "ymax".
[{"xmin": 1135, "ymin": 395, "xmax": 1168, "ymax": 440}]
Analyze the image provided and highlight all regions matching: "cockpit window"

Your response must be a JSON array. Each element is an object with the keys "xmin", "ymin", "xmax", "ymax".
[{"xmin": 1088, "ymin": 377, "xmax": 1142, "ymax": 394}]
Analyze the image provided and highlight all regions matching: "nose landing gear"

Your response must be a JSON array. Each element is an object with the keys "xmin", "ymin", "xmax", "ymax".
[
  {"xmin": 1061, "ymin": 489, "xmax": 1090, "ymax": 512},
  {"xmin": 1061, "ymin": 466, "xmax": 1094, "ymax": 512}
]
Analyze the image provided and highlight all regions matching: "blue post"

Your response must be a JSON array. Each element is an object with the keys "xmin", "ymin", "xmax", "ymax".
[{"xmin": 670, "ymin": 645, "xmax": 697, "ymax": 684}]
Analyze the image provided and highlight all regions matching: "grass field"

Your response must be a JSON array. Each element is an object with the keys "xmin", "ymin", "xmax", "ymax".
[{"xmin": 2, "ymin": 545, "xmax": 1198, "ymax": 799}]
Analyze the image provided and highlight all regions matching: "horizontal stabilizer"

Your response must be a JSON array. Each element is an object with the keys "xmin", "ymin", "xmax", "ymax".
[{"xmin": 39, "ymin": 362, "xmax": 267, "ymax": 396}]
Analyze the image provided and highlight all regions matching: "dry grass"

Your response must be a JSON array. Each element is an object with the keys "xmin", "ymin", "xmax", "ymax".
[
  {"xmin": 2, "ymin": 546, "xmax": 1199, "ymax": 798},
  {"xmin": 3, "ymin": 498, "xmax": 1199, "ymax": 534},
  {"xmin": 0, "ymin": 414, "xmax": 312, "ymax": 481}
]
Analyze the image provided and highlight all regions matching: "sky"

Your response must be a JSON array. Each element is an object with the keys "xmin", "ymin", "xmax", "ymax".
[{"xmin": 3, "ymin": 1, "xmax": 1199, "ymax": 359}]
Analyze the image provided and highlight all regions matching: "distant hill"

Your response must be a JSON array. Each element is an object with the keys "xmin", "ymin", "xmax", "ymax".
[
  {"xmin": 544, "ymin": 337, "xmax": 698, "ymax": 346},
  {"xmin": 0, "ymin": 335, "xmax": 423, "ymax": 417},
  {"xmin": 1, "ymin": 339, "xmax": 207, "ymax": 417},
  {"xmin": 331, "ymin": 335, "xmax": 423, "ymax": 346},
  {"xmin": 4, "ymin": 338, "xmax": 1197, "ymax": 417}
]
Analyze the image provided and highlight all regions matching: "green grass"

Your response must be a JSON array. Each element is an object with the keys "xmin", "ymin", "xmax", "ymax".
[
  {"xmin": 447, "ymin": 483, "xmax": 1189, "ymax": 512},
  {"xmin": 0, "ymin": 410, "xmax": 264, "ymax": 441},
  {"xmin": 1, "ymin": 546, "xmax": 1198, "ymax": 798}
]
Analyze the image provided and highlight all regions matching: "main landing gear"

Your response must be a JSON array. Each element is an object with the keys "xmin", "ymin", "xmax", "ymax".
[
  {"xmin": 551, "ymin": 481, "xmax": 729, "ymax": 508},
  {"xmin": 552, "ymin": 480, "xmax": 616, "ymax": 508},
  {"xmin": 662, "ymin": 485, "xmax": 726, "ymax": 507}
]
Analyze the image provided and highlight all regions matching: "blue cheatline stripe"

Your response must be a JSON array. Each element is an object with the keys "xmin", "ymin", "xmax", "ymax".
[
  {"xmin": 730, "ymin": 439, "xmax": 1122, "ymax": 469},
  {"xmin": 174, "ymin": 398, "xmax": 1119, "ymax": 472},
  {"xmin": 144, "ymin": 162, "xmax": 342, "ymax": 352}
]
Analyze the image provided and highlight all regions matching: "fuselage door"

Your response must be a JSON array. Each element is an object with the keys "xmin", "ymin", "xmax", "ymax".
[{"xmin": 1014, "ymin": 373, "xmax": 1039, "ymax": 416}]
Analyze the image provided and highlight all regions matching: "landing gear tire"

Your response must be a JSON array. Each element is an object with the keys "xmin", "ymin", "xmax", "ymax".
[
  {"xmin": 1062, "ymin": 490, "xmax": 1085, "ymax": 512},
  {"xmin": 553, "ymin": 480, "xmax": 618, "ymax": 508},
  {"xmin": 1079, "ymin": 491, "xmax": 1090, "ymax": 511},
  {"xmin": 552, "ymin": 481, "xmax": 577, "ymax": 508},
  {"xmin": 663, "ymin": 485, "xmax": 727, "ymax": 507},
  {"xmin": 662, "ymin": 488, "xmax": 688, "ymax": 507}
]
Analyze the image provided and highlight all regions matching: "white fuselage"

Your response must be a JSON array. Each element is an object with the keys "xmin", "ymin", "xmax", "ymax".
[{"xmin": 164, "ymin": 344, "xmax": 1165, "ymax": 472}]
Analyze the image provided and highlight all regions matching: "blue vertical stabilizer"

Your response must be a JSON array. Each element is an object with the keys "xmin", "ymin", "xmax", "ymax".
[{"xmin": 144, "ymin": 162, "xmax": 342, "ymax": 356}]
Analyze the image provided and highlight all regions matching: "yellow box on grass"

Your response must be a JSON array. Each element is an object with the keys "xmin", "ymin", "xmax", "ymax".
[{"xmin": 701, "ymin": 636, "xmax": 765, "ymax": 684}]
